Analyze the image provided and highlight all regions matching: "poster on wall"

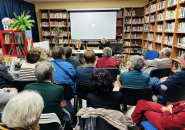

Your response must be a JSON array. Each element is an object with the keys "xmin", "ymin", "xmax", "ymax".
[
  {"xmin": 1, "ymin": 17, "xmax": 11, "ymax": 30},
  {"xmin": 25, "ymin": 30, "xmax": 33, "ymax": 51}
]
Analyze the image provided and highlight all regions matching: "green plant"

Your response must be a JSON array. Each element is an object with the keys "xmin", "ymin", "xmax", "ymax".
[
  {"xmin": 53, "ymin": 27, "xmax": 63, "ymax": 33},
  {"xmin": 9, "ymin": 11, "xmax": 35, "ymax": 34}
]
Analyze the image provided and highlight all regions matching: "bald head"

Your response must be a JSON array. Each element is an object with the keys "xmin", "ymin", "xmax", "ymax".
[{"xmin": 0, "ymin": 51, "xmax": 4, "ymax": 63}]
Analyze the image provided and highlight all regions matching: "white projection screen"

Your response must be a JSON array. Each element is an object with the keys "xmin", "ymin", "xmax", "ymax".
[{"xmin": 70, "ymin": 11, "xmax": 117, "ymax": 40}]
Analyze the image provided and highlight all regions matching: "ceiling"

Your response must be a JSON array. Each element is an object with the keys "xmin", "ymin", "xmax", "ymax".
[{"xmin": 27, "ymin": 0, "xmax": 131, "ymax": 2}]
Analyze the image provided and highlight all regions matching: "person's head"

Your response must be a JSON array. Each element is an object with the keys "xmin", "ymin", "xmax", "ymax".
[
  {"xmin": 103, "ymin": 47, "xmax": 112, "ymax": 57},
  {"xmin": 2, "ymin": 90, "xmax": 44, "ymax": 128},
  {"xmin": 34, "ymin": 61, "xmax": 55, "ymax": 82},
  {"xmin": 52, "ymin": 47, "xmax": 65, "ymax": 60},
  {"xmin": 130, "ymin": 55, "xmax": 145, "ymax": 71},
  {"xmin": 27, "ymin": 50, "xmax": 41, "ymax": 64},
  {"xmin": 160, "ymin": 47, "xmax": 172, "ymax": 58},
  {"xmin": 0, "ymin": 51, "xmax": 4, "ymax": 63},
  {"xmin": 75, "ymin": 38, "xmax": 81, "ymax": 47},
  {"xmin": 84, "ymin": 50, "xmax": 96, "ymax": 64},
  {"xmin": 32, "ymin": 47, "xmax": 48, "ymax": 61},
  {"xmin": 90, "ymin": 69, "xmax": 114, "ymax": 93},
  {"xmin": 180, "ymin": 53, "xmax": 185, "ymax": 69},
  {"xmin": 101, "ymin": 38, "xmax": 107, "ymax": 44},
  {"xmin": 65, "ymin": 46, "xmax": 72, "ymax": 58}
]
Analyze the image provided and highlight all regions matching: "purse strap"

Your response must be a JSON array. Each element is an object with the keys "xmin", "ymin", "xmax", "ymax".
[{"xmin": 53, "ymin": 61, "xmax": 74, "ymax": 83}]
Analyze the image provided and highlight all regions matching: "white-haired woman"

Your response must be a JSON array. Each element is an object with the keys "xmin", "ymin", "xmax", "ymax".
[
  {"xmin": 96, "ymin": 47, "xmax": 119, "ymax": 68},
  {"xmin": 73, "ymin": 38, "xmax": 84, "ymax": 64},
  {"xmin": 119, "ymin": 55, "xmax": 150, "ymax": 87},
  {"xmin": 0, "ymin": 90, "xmax": 44, "ymax": 130}
]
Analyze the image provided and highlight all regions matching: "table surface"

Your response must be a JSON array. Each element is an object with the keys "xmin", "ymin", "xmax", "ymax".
[{"xmin": 72, "ymin": 50, "xmax": 103, "ymax": 54}]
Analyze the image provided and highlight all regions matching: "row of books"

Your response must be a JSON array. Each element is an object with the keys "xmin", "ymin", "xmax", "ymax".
[
  {"xmin": 147, "ymin": 33, "xmax": 154, "ymax": 41},
  {"xmin": 86, "ymin": 47, "xmax": 99, "ymax": 50},
  {"xmin": 124, "ymin": 41, "xmax": 130, "ymax": 46},
  {"xmin": 125, "ymin": 18, "xmax": 131, "ymax": 24},
  {"xmin": 157, "ymin": 1, "xmax": 166, "ymax": 10},
  {"xmin": 124, "ymin": 33, "xmax": 130, "ymax": 38},
  {"xmin": 132, "ymin": 18, "xmax": 144, "ymax": 24},
  {"xmin": 42, "ymin": 13, "xmax": 48, "ymax": 19},
  {"xmin": 42, "ymin": 30, "xmax": 50, "ymax": 36},
  {"xmin": 165, "ymin": 22, "xmax": 175, "ymax": 32},
  {"xmin": 132, "ymin": 26, "xmax": 143, "ymax": 31},
  {"xmin": 178, "ymin": 7, "xmax": 185, "ymax": 18},
  {"xmin": 8, "ymin": 46, "xmax": 14, "ymax": 55},
  {"xmin": 125, "ymin": 9, "xmax": 132, "ymax": 16},
  {"xmin": 172, "ymin": 62, "xmax": 181, "ymax": 72},
  {"xmin": 145, "ymin": 16, "xmax": 149, "ymax": 23},
  {"xmin": 157, "ymin": 24, "xmax": 163, "ymax": 32},
  {"xmin": 178, "ymin": 22, "xmax": 185, "ymax": 32},
  {"xmin": 141, "ymin": 48, "xmax": 147, "ymax": 55},
  {"xmin": 180, "ymin": 0, "xmax": 185, "ymax": 2},
  {"xmin": 177, "ymin": 50, "xmax": 184, "ymax": 59},
  {"xmin": 123, "ymin": 48, "xmax": 130, "ymax": 52},
  {"xmin": 157, "ymin": 12, "xmax": 164, "ymax": 21},
  {"xmin": 50, "ymin": 21, "xmax": 67, "ymax": 26},
  {"xmin": 51, "ymin": 31, "xmax": 70, "ymax": 36},
  {"xmin": 131, "ymin": 33, "xmax": 143, "ymax": 39},
  {"xmin": 124, "ymin": 26, "xmax": 131, "ymax": 32},
  {"xmin": 14, "ymin": 32, "xmax": 24, "ymax": 44},
  {"xmin": 130, "ymin": 48, "xmax": 142, "ymax": 53},
  {"xmin": 168, "ymin": 0, "xmax": 177, "ymax": 6},
  {"xmin": 4, "ymin": 34, "xmax": 13, "ymax": 43},
  {"xmin": 132, "ymin": 11, "xmax": 136, "ymax": 16},
  {"xmin": 178, "ymin": 37, "xmax": 185, "ymax": 47},
  {"xmin": 41, "ymin": 22, "xmax": 49, "ymax": 27},
  {"xmin": 150, "ymin": 14, "xmax": 155, "ymax": 22},
  {"xmin": 150, "ymin": 4, "xmax": 156, "ymax": 13},
  {"xmin": 50, "ymin": 13, "xmax": 67, "ymax": 18},
  {"xmin": 164, "ymin": 36, "xmax": 173, "ymax": 45},
  {"xmin": 145, "ymin": 6, "xmax": 150, "ymax": 14},
  {"xmin": 16, "ymin": 45, "xmax": 25, "ymax": 55},
  {"xmin": 123, "ymin": 41, "xmax": 139, "ymax": 46},
  {"xmin": 148, "ymin": 42, "xmax": 153, "ymax": 50},
  {"xmin": 156, "ymin": 34, "xmax": 162, "ymax": 42},
  {"xmin": 147, "ymin": 24, "xmax": 154, "ymax": 31},
  {"xmin": 166, "ymin": 9, "xmax": 176, "ymax": 20},
  {"xmin": 156, "ymin": 44, "xmax": 161, "ymax": 52}
]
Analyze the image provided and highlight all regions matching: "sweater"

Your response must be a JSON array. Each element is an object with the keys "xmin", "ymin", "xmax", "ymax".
[
  {"xmin": 96, "ymin": 56, "xmax": 119, "ymax": 68},
  {"xmin": 19, "ymin": 62, "xmax": 36, "ymax": 80}
]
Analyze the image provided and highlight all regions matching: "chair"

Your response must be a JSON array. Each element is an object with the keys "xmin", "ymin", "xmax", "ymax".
[
  {"xmin": 39, "ymin": 113, "xmax": 62, "ymax": 130},
  {"xmin": 11, "ymin": 80, "xmax": 37, "ymax": 92},
  {"xmin": 150, "ymin": 68, "xmax": 171, "ymax": 79},
  {"xmin": 56, "ymin": 82, "xmax": 73, "ymax": 98},
  {"xmin": 144, "ymin": 50, "xmax": 159, "ymax": 60},
  {"xmin": 105, "ymin": 68, "xmax": 120, "ymax": 81},
  {"xmin": 141, "ymin": 121, "xmax": 158, "ymax": 130},
  {"xmin": 119, "ymin": 87, "xmax": 153, "ymax": 110}
]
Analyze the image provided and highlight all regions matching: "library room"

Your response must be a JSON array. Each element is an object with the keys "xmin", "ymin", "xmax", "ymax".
[{"xmin": 1, "ymin": 0, "xmax": 185, "ymax": 130}]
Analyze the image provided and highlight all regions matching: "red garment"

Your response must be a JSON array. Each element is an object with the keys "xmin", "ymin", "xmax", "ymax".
[
  {"xmin": 96, "ymin": 57, "xmax": 119, "ymax": 68},
  {"xmin": 131, "ymin": 100, "xmax": 185, "ymax": 130}
]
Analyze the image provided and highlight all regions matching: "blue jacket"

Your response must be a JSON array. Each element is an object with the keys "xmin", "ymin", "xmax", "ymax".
[
  {"xmin": 119, "ymin": 69, "xmax": 150, "ymax": 87},
  {"xmin": 161, "ymin": 68, "xmax": 185, "ymax": 89},
  {"xmin": 65, "ymin": 58, "xmax": 80, "ymax": 70},
  {"xmin": 51, "ymin": 59, "xmax": 76, "ymax": 94}
]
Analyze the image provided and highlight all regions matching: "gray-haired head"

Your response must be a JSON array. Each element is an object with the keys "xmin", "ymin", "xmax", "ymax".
[
  {"xmin": 34, "ymin": 61, "xmax": 55, "ymax": 81},
  {"xmin": 101, "ymin": 38, "xmax": 107, "ymax": 43},
  {"xmin": 2, "ymin": 90, "xmax": 44, "ymax": 128},
  {"xmin": 161, "ymin": 47, "xmax": 172, "ymax": 58},
  {"xmin": 130, "ymin": 55, "xmax": 145, "ymax": 71},
  {"xmin": 103, "ymin": 47, "xmax": 112, "ymax": 57}
]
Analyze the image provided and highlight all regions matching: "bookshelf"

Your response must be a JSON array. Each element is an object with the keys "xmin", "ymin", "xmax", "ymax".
[{"xmin": 0, "ymin": 31, "xmax": 33, "ymax": 57}]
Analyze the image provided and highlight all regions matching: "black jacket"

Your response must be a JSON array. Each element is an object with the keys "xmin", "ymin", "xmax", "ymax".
[
  {"xmin": 73, "ymin": 44, "xmax": 84, "ymax": 50},
  {"xmin": 99, "ymin": 41, "xmax": 110, "ymax": 49}
]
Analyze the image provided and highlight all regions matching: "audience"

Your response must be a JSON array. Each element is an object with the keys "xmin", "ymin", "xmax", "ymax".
[
  {"xmin": 19, "ymin": 50, "xmax": 41, "ymax": 80},
  {"xmin": 132, "ymin": 100, "xmax": 185, "ymax": 130},
  {"xmin": 96, "ymin": 47, "xmax": 119, "ymax": 68},
  {"xmin": 65, "ymin": 46, "xmax": 80, "ymax": 70},
  {"xmin": 0, "ymin": 51, "xmax": 14, "ymax": 88},
  {"xmin": 76, "ymin": 50, "xmax": 96, "ymax": 87},
  {"xmin": 87, "ymin": 69, "xmax": 122, "ymax": 111},
  {"xmin": 143, "ymin": 47, "xmax": 172, "ymax": 74},
  {"xmin": 0, "ymin": 88, "xmax": 17, "ymax": 112},
  {"xmin": 32, "ymin": 47, "xmax": 48, "ymax": 61},
  {"xmin": 1, "ymin": 90, "xmax": 44, "ymax": 130},
  {"xmin": 51, "ymin": 47, "xmax": 76, "ymax": 94},
  {"xmin": 119, "ymin": 55, "xmax": 150, "ymax": 87}
]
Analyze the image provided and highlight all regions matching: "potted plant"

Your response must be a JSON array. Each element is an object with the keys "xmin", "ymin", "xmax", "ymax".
[
  {"xmin": 9, "ymin": 11, "xmax": 34, "ymax": 34},
  {"xmin": 53, "ymin": 27, "xmax": 63, "ymax": 36}
]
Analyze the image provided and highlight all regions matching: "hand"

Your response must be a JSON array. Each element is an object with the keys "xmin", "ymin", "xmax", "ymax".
[
  {"xmin": 60, "ymin": 100, "xmax": 66, "ymax": 108},
  {"xmin": 6, "ymin": 88, "xmax": 17, "ymax": 91},
  {"xmin": 167, "ymin": 105, "xmax": 173, "ymax": 114},
  {"xmin": 160, "ymin": 77, "xmax": 168, "ymax": 83},
  {"xmin": 161, "ymin": 107, "xmax": 170, "ymax": 112}
]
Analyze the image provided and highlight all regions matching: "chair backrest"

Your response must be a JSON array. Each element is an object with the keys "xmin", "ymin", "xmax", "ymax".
[
  {"xmin": 11, "ymin": 80, "xmax": 37, "ymax": 92},
  {"xmin": 163, "ymin": 85, "xmax": 185, "ymax": 102},
  {"xmin": 105, "ymin": 68, "xmax": 120, "ymax": 81},
  {"xmin": 56, "ymin": 82, "xmax": 73, "ymax": 97},
  {"xmin": 150, "ymin": 68, "xmax": 171, "ymax": 79},
  {"xmin": 76, "ymin": 84, "xmax": 93, "ymax": 100},
  {"xmin": 39, "ymin": 113, "xmax": 61, "ymax": 130},
  {"xmin": 144, "ymin": 50, "xmax": 159, "ymax": 60},
  {"xmin": 119, "ymin": 87, "xmax": 153, "ymax": 106}
]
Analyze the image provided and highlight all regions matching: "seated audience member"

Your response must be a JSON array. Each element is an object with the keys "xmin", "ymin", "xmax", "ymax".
[
  {"xmin": 87, "ymin": 69, "xmax": 122, "ymax": 111},
  {"xmin": 0, "ymin": 51, "xmax": 14, "ymax": 88},
  {"xmin": 99, "ymin": 38, "xmax": 110, "ymax": 50},
  {"xmin": 65, "ymin": 46, "xmax": 80, "ymax": 70},
  {"xmin": 73, "ymin": 38, "xmax": 84, "ymax": 64},
  {"xmin": 24, "ymin": 62, "xmax": 66, "ymax": 123},
  {"xmin": 96, "ymin": 47, "xmax": 119, "ymax": 68},
  {"xmin": 51, "ymin": 47, "xmax": 76, "ymax": 94},
  {"xmin": 143, "ymin": 47, "xmax": 172, "ymax": 74},
  {"xmin": 0, "ymin": 88, "xmax": 17, "ymax": 112},
  {"xmin": 32, "ymin": 47, "xmax": 48, "ymax": 61},
  {"xmin": 119, "ymin": 55, "xmax": 150, "ymax": 87},
  {"xmin": 19, "ymin": 50, "xmax": 41, "ymax": 80},
  {"xmin": 0, "ymin": 90, "xmax": 44, "ymax": 130},
  {"xmin": 131, "ymin": 100, "xmax": 185, "ymax": 130},
  {"xmin": 76, "ymin": 50, "xmax": 96, "ymax": 87}
]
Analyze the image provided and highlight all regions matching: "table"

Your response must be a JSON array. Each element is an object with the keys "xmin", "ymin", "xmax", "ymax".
[{"xmin": 72, "ymin": 50, "xmax": 103, "ymax": 54}]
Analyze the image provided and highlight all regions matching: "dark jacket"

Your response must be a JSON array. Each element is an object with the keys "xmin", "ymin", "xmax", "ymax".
[
  {"xmin": 65, "ymin": 58, "xmax": 81, "ymax": 70},
  {"xmin": 99, "ymin": 41, "xmax": 110, "ymax": 49},
  {"xmin": 74, "ymin": 44, "xmax": 84, "ymax": 50},
  {"xmin": 0, "ymin": 63, "xmax": 14, "ymax": 88}
]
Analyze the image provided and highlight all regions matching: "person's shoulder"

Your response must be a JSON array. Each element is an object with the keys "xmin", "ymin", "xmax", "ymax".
[
  {"xmin": 120, "ymin": 72, "xmax": 128, "ymax": 76},
  {"xmin": 24, "ymin": 83, "xmax": 37, "ymax": 89},
  {"xmin": 111, "ymin": 91, "xmax": 122, "ymax": 97},
  {"xmin": 0, "ymin": 63, "xmax": 6, "ymax": 70},
  {"xmin": 142, "ymin": 73, "xmax": 150, "ymax": 78},
  {"xmin": 76, "ymin": 66, "xmax": 83, "ymax": 71},
  {"xmin": 52, "ymin": 84, "xmax": 64, "ymax": 91}
]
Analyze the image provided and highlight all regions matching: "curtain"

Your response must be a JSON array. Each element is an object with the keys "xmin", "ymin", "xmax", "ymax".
[{"xmin": 0, "ymin": 0, "xmax": 39, "ymax": 42}]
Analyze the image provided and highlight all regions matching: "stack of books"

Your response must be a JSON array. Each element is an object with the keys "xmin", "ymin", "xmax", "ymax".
[
  {"xmin": 178, "ymin": 22, "xmax": 185, "ymax": 32},
  {"xmin": 125, "ymin": 9, "xmax": 132, "ymax": 16},
  {"xmin": 156, "ymin": 34, "xmax": 162, "ymax": 42},
  {"xmin": 150, "ymin": 4, "xmax": 156, "ymax": 13},
  {"xmin": 157, "ymin": 24, "xmax": 163, "ymax": 32},
  {"xmin": 131, "ymin": 33, "xmax": 143, "ymax": 39},
  {"xmin": 4, "ymin": 34, "xmax": 13, "ymax": 43},
  {"xmin": 125, "ymin": 18, "xmax": 131, "ymax": 24},
  {"xmin": 50, "ymin": 21, "xmax": 67, "ymax": 26},
  {"xmin": 148, "ymin": 33, "xmax": 154, "ymax": 41},
  {"xmin": 50, "ymin": 13, "xmax": 67, "ymax": 18},
  {"xmin": 132, "ymin": 18, "xmax": 144, "ymax": 24},
  {"xmin": 124, "ymin": 41, "xmax": 130, "ymax": 46},
  {"xmin": 157, "ymin": 12, "xmax": 164, "ymax": 21},
  {"xmin": 165, "ymin": 22, "xmax": 175, "ymax": 32},
  {"xmin": 168, "ymin": 0, "xmax": 177, "ymax": 6},
  {"xmin": 177, "ymin": 37, "xmax": 185, "ymax": 47},
  {"xmin": 145, "ymin": 16, "xmax": 149, "ymax": 23},
  {"xmin": 124, "ymin": 26, "xmax": 131, "ymax": 32},
  {"xmin": 42, "ymin": 13, "xmax": 48, "ymax": 18},
  {"xmin": 157, "ymin": 1, "xmax": 166, "ymax": 10},
  {"xmin": 41, "ymin": 22, "xmax": 49, "ymax": 27},
  {"xmin": 132, "ymin": 26, "xmax": 143, "ymax": 31},
  {"xmin": 164, "ymin": 36, "xmax": 173, "ymax": 45},
  {"xmin": 172, "ymin": 62, "xmax": 181, "ymax": 72},
  {"xmin": 150, "ymin": 14, "xmax": 156, "ymax": 22},
  {"xmin": 166, "ymin": 9, "xmax": 177, "ymax": 19},
  {"xmin": 157, "ymin": 44, "xmax": 161, "ymax": 52}
]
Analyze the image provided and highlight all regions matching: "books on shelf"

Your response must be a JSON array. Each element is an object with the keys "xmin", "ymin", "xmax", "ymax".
[
  {"xmin": 42, "ymin": 13, "xmax": 48, "ymax": 18},
  {"xmin": 157, "ymin": 24, "xmax": 163, "ymax": 32},
  {"xmin": 124, "ymin": 33, "xmax": 131, "ymax": 39},
  {"xmin": 157, "ymin": 12, "xmax": 164, "ymax": 21},
  {"xmin": 16, "ymin": 45, "xmax": 25, "ymax": 55},
  {"xmin": 41, "ymin": 22, "xmax": 49, "ymax": 27},
  {"xmin": 42, "ymin": 30, "xmax": 50, "ymax": 36},
  {"xmin": 178, "ymin": 37, "xmax": 185, "ymax": 47},
  {"xmin": 86, "ymin": 47, "xmax": 99, "ymax": 50},
  {"xmin": 145, "ymin": 41, "xmax": 147, "ymax": 48},
  {"xmin": 148, "ymin": 42, "xmax": 153, "ymax": 50},
  {"xmin": 168, "ymin": 0, "xmax": 177, "ymax": 6},
  {"xmin": 125, "ymin": 9, "xmax": 132, "ymax": 16},
  {"xmin": 132, "ymin": 26, "xmax": 143, "ymax": 31},
  {"xmin": 157, "ymin": 34, "xmax": 162, "ymax": 42},
  {"xmin": 131, "ymin": 41, "xmax": 138, "ymax": 46},
  {"xmin": 165, "ymin": 22, "xmax": 175, "ymax": 32},
  {"xmin": 149, "ymin": 24, "xmax": 154, "ymax": 31},
  {"xmin": 132, "ymin": 10, "xmax": 136, "ymax": 16},
  {"xmin": 157, "ymin": 1, "xmax": 166, "ymax": 10},
  {"xmin": 145, "ymin": 16, "xmax": 149, "ymax": 23},
  {"xmin": 124, "ymin": 26, "xmax": 131, "ymax": 32},
  {"xmin": 177, "ymin": 50, "xmax": 185, "ymax": 59},
  {"xmin": 132, "ymin": 18, "xmax": 144, "ymax": 24},
  {"xmin": 157, "ymin": 44, "xmax": 161, "ymax": 52},
  {"xmin": 150, "ymin": 4, "xmax": 156, "ymax": 12},
  {"xmin": 123, "ymin": 48, "xmax": 130, "ymax": 53},
  {"xmin": 125, "ymin": 18, "xmax": 131, "ymax": 24},
  {"xmin": 4, "ymin": 34, "xmax": 13, "ymax": 44},
  {"xmin": 131, "ymin": 33, "xmax": 143, "ymax": 39},
  {"xmin": 8, "ymin": 46, "xmax": 14, "ymax": 55},
  {"xmin": 150, "ymin": 14, "xmax": 156, "ymax": 22},
  {"xmin": 148, "ymin": 33, "xmax": 154, "ymax": 41},
  {"xmin": 180, "ymin": 0, "xmax": 185, "ymax": 2},
  {"xmin": 178, "ymin": 7, "xmax": 185, "ymax": 18},
  {"xmin": 130, "ymin": 48, "xmax": 142, "ymax": 53},
  {"xmin": 14, "ymin": 32, "xmax": 24, "ymax": 44},
  {"xmin": 172, "ymin": 62, "xmax": 181, "ymax": 72},
  {"xmin": 165, "ymin": 9, "xmax": 176, "ymax": 20},
  {"xmin": 178, "ymin": 22, "xmax": 185, "ymax": 32},
  {"xmin": 124, "ymin": 41, "xmax": 130, "ymax": 46},
  {"xmin": 145, "ymin": 6, "xmax": 150, "ymax": 14},
  {"xmin": 144, "ymin": 24, "xmax": 149, "ymax": 31},
  {"xmin": 43, "ymin": 38, "xmax": 51, "ymax": 43},
  {"xmin": 50, "ymin": 21, "xmax": 67, "ymax": 26},
  {"xmin": 142, "ymin": 48, "xmax": 147, "ymax": 55},
  {"xmin": 164, "ymin": 36, "xmax": 173, "ymax": 45},
  {"xmin": 50, "ymin": 13, "xmax": 67, "ymax": 18}
]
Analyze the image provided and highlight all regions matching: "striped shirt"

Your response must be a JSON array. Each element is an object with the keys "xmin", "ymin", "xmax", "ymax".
[
  {"xmin": 0, "ymin": 123, "xmax": 30, "ymax": 130},
  {"xmin": 19, "ymin": 63, "xmax": 36, "ymax": 80}
]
